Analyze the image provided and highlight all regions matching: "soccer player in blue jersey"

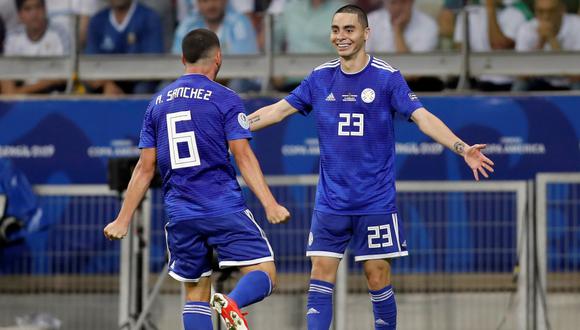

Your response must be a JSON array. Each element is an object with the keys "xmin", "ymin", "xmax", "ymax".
[
  {"xmin": 103, "ymin": 28, "xmax": 290, "ymax": 330},
  {"xmin": 248, "ymin": 4, "xmax": 495, "ymax": 330}
]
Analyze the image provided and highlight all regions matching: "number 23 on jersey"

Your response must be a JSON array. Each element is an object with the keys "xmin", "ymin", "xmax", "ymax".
[{"xmin": 338, "ymin": 113, "xmax": 364, "ymax": 136}]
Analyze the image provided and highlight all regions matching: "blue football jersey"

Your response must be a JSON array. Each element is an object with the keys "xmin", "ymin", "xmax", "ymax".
[
  {"xmin": 85, "ymin": 2, "xmax": 163, "ymax": 54},
  {"xmin": 285, "ymin": 56, "xmax": 423, "ymax": 215},
  {"xmin": 139, "ymin": 74, "xmax": 252, "ymax": 220}
]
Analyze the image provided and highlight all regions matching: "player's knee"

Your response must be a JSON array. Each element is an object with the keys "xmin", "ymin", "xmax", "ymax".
[
  {"xmin": 184, "ymin": 278, "xmax": 212, "ymax": 302},
  {"xmin": 311, "ymin": 259, "xmax": 338, "ymax": 283},
  {"xmin": 366, "ymin": 272, "xmax": 389, "ymax": 290},
  {"xmin": 364, "ymin": 262, "xmax": 391, "ymax": 290}
]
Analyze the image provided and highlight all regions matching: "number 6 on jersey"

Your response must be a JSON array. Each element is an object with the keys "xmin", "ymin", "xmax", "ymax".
[{"xmin": 167, "ymin": 111, "xmax": 201, "ymax": 169}]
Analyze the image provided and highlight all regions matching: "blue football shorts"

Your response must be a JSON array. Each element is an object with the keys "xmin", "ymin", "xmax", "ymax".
[
  {"xmin": 306, "ymin": 210, "xmax": 408, "ymax": 262},
  {"xmin": 164, "ymin": 209, "xmax": 274, "ymax": 282}
]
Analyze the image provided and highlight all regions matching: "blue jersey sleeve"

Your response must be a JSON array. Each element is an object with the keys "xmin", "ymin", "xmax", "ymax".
[
  {"xmin": 388, "ymin": 71, "xmax": 423, "ymax": 120},
  {"xmin": 285, "ymin": 73, "xmax": 314, "ymax": 115},
  {"xmin": 138, "ymin": 101, "xmax": 156, "ymax": 148},
  {"xmin": 223, "ymin": 93, "xmax": 252, "ymax": 141}
]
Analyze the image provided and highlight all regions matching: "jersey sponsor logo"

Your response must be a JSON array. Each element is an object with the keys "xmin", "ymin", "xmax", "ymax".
[
  {"xmin": 342, "ymin": 93, "xmax": 357, "ymax": 102},
  {"xmin": 408, "ymin": 92, "xmax": 419, "ymax": 101},
  {"xmin": 170, "ymin": 260, "xmax": 176, "ymax": 270},
  {"xmin": 401, "ymin": 240, "xmax": 407, "ymax": 248},
  {"xmin": 308, "ymin": 232, "xmax": 314, "ymax": 246},
  {"xmin": 238, "ymin": 113, "xmax": 250, "ymax": 129},
  {"xmin": 325, "ymin": 93, "xmax": 336, "ymax": 102},
  {"xmin": 361, "ymin": 88, "xmax": 375, "ymax": 103},
  {"xmin": 375, "ymin": 319, "xmax": 389, "ymax": 325}
]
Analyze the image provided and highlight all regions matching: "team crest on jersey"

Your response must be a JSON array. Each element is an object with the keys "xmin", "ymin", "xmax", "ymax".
[
  {"xmin": 361, "ymin": 88, "xmax": 375, "ymax": 103},
  {"xmin": 127, "ymin": 32, "xmax": 136, "ymax": 45},
  {"xmin": 238, "ymin": 113, "xmax": 250, "ymax": 129}
]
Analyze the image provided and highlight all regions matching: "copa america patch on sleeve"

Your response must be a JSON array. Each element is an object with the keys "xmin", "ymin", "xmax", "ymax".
[
  {"xmin": 408, "ymin": 92, "xmax": 418, "ymax": 101},
  {"xmin": 238, "ymin": 113, "xmax": 250, "ymax": 129}
]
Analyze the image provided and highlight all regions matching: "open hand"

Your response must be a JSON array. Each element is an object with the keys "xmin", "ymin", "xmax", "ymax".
[
  {"xmin": 265, "ymin": 204, "xmax": 291, "ymax": 224},
  {"xmin": 464, "ymin": 144, "xmax": 495, "ymax": 181}
]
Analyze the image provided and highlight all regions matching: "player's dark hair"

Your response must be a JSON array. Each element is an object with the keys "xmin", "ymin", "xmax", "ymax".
[
  {"xmin": 334, "ymin": 4, "xmax": 368, "ymax": 28},
  {"xmin": 181, "ymin": 28, "xmax": 221, "ymax": 64},
  {"xmin": 15, "ymin": 0, "xmax": 45, "ymax": 12}
]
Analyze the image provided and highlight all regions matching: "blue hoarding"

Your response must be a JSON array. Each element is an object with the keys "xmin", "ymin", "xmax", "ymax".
[
  {"xmin": 1, "ymin": 95, "xmax": 579, "ymax": 184},
  {"xmin": 1, "ymin": 96, "xmax": 579, "ymax": 275}
]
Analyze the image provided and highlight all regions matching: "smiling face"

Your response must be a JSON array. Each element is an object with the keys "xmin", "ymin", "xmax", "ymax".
[{"xmin": 330, "ymin": 12, "xmax": 369, "ymax": 59}]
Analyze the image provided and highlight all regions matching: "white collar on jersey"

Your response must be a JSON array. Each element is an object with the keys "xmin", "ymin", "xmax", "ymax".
[
  {"xmin": 109, "ymin": 0, "xmax": 138, "ymax": 33},
  {"xmin": 340, "ymin": 54, "xmax": 371, "ymax": 75}
]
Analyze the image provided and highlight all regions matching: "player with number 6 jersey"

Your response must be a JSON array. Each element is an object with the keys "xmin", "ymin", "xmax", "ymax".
[
  {"xmin": 103, "ymin": 29, "xmax": 290, "ymax": 330},
  {"xmin": 140, "ymin": 71, "xmax": 252, "ymax": 221}
]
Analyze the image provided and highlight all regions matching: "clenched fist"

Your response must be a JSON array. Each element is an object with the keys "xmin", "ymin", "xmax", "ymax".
[
  {"xmin": 265, "ymin": 204, "xmax": 291, "ymax": 224},
  {"xmin": 103, "ymin": 220, "xmax": 129, "ymax": 240}
]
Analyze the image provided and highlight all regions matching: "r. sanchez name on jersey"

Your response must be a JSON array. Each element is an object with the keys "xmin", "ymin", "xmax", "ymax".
[
  {"xmin": 139, "ymin": 74, "xmax": 252, "ymax": 221},
  {"xmin": 285, "ymin": 56, "xmax": 423, "ymax": 215}
]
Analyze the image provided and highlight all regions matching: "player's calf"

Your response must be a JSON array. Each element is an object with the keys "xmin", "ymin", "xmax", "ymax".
[
  {"xmin": 182, "ymin": 301, "xmax": 213, "ymax": 330},
  {"xmin": 227, "ymin": 263, "xmax": 275, "ymax": 309}
]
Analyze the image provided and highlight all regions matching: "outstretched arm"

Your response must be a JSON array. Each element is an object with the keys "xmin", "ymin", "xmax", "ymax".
[
  {"xmin": 411, "ymin": 108, "xmax": 495, "ymax": 181},
  {"xmin": 248, "ymin": 99, "xmax": 299, "ymax": 131},
  {"xmin": 103, "ymin": 148, "xmax": 157, "ymax": 239},
  {"xmin": 229, "ymin": 139, "xmax": 290, "ymax": 224}
]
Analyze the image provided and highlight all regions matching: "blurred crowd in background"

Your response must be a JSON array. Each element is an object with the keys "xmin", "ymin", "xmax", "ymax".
[{"xmin": 1, "ymin": 0, "xmax": 579, "ymax": 95}]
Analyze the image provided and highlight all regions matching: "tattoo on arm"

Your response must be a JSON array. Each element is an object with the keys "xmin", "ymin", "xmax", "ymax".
[
  {"xmin": 249, "ymin": 115, "xmax": 261, "ymax": 125},
  {"xmin": 453, "ymin": 141, "xmax": 466, "ymax": 155}
]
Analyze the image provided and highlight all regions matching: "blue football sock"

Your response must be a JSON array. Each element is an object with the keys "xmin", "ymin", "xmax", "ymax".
[
  {"xmin": 182, "ymin": 301, "xmax": 213, "ymax": 330},
  {"xmin": 229, "ymin": 270, "xmax": 273, "ymax": 308},
  {"xmin": 369, "ymin": 285, "xmax": 397, "ymax": 330},
  {"xmin": 307, "ymin": 279, "xmax": 334, "ymax": 330}
]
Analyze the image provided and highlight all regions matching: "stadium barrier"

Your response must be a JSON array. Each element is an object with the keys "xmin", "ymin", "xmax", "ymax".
[
  {"xmin": 5, "ymin": 176, "xmax": 579, "ymax": 329},
  {"xmin": 1, "ymin": 93, "xmax": 579, "ymax": 329},
  {"xmin": 536, "ymin": 173, "xmax": 580, "ymax": 330}
]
